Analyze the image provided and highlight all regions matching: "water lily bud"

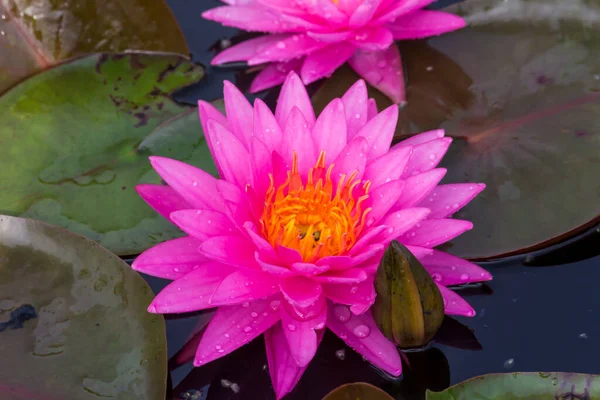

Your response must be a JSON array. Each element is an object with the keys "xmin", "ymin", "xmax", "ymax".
[{"xmin": 372, "ymin": 240, "xmax": 445, "ymax": 349}]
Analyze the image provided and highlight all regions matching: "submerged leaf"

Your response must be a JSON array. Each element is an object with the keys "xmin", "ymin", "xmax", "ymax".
[
  {"xmin": 323, "ymin": 382, "xmax": 394, "ymax": 400},
  {"xmin": 0, "ymin": 215, "xmax": 167, "ymax": 399}
]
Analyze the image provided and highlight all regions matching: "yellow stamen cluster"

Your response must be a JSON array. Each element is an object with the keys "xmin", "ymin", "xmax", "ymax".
[{"xmin": 261, "ymin": 151, "xmax": 372, "ymax": 262}]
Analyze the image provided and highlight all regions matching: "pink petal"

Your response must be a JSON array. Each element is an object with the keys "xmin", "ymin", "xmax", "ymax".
[
  {"xmin": 388, "ymin": 10, "xmax": 466, "ymax": 40},
  {"xmin": 349, "ymin": 26, "xmax": 394, "ymax": 51},
  {"xmin": 276, "ymin": 72, "xmax": 316, "ymax": 127},
  {"xmin": 341, "ymin": 80, "xmax": 369, "ymax": 139},
  {"xmin": 149, "ymin": 156, "xmax": 224, "ymax": 212},
  {"xmin": 206, "ymin": 120, "xmax": 251, "ymax": 188},
  {"xmin": 336, "ymin": 0, "xmax": 362, "ymax": 15},
  {"xmin": 312, "ymin": 98, "xmax": 348, "ymax": 161},
  {"xmin": 327, "ymin": 307, "xmax": 402, "ymax": 376},
  {"xmin": 436, "ymin": 284, "xmax": 476, "ymax": 317},
  {"xmin": 352, "ymin": 222, "xmax": 386, "ymax": 251},
  {"xmin": 202, "ymin": 6, "xmax": 313, "ymax": 32},
  {"xmin": 422, "ymin": 250, "xmax": 492, "ymax": 286},
  {"xmin": 280, "ymin": 303, "xmax": 326, "ymax": 366},
  {"xmin": 282, "ymin": 107, "xmax": 317, "ymax": 174},
  {"xmin": 132, "ymin": 236, "xmax": 206, "ymax": 279},
  {"xmin": 350, "ymin": 243, "xmax": 384, "ymax": 267},
  {"xmin": 244, "ymin": 221, "xmax": 279, "ymax": 260},
  {"xmin": 331, "ymin": 136, "xmax": 368, "ymax": 185},
  {"xmin": 211, "ymin": 269, "xmax": 281, "ymax": 304},
  {"xmin": 399, "ymin": 219, "xmax": 473, "ymax": 248},
  {"xmin": 323, "ymin": 278, "xmax": 375, "ymax": 315},
  {"xmin": 216, "ymin": 180, "xmax": 253, "ymax": 223},
  {"xmin": 292, "ymin": 0, "xmax": 349, "ymax": 25},
  {"xmin": 248, "ymin": 137, "xmax": 273, "ymax": 198},
  {"xmin": 290, "ymin": 262, "xmax": 330, "ymax": 276},
  {"xmin": 280, "ymin": 277, "xmax": 322, "ymax": 307},
  {"xmin": 212, "ymin": 34, "xmax": 288, "ymax": 64},
  {"xmin": 277, "ymin": 245, "xmax": 303, "ymax": 266},
  {"xmin": 366, "ymin": 98, "xmax": 378, "ymax": 120},
  {"xmin": 250, "ymin": 59, "xmax": 303, "ymax": 93},
  {"xmin": 364, "ymin": 179, "xmax": 406, "ymax": 227},
  {"xmin": 194, "ymin": 298, "xmax": 282, "ymax": 366},
  {"xmin": 349, "ymin": 0, "xmax": 381, "ymax": 27},
  {"xmin": 170, "ymin": 209, "xmax": 236, "ymax": 241},
  {"xmin": 136, "ymin": 184, "xmax": 193, "ymax": 222},
  {"xmin": 300, "ymin": 42, "xmax": 356, "ymax": 84},
  {"xmin": 170, "ymin": 311, "xmax": 215, "ymax": 366},
  {"xmin": 249, "ymin": 34, "xmax": 330, "ymax": 66},
  {"xmin": 375, "ymin": 207, "xmax": 431, "ymax": 244},
  {"xmin": 406, "ymin": 245, "xmax": 434, "ymax": 260},
  {"xmin": 394, "ymin": 168, "xmax": 446, "ymax": 209},
  {"xmin": 265, "ymin": 323, "xmax": 313, "ymax": 399},
  {"xmin": 198, "ymin": 101, "xmax": 228, "ymax": 179},
  {"xmin": 418, "ymin": 183, "xmax": 486, "ymax": 219},
  {"xmin": 354, "ymin": 104, "xmax": 398, "ymax": 160},
  {"xmin": 307, "ymin": 31, "xmax": 352, "ymax": 43},
  {"xmin": 374, "ymin": 0, "xmax": 435, "ymax": 24},
  {"xmin": 363, "ymin": 145, "xmax": 412, "ymax": 188},
  {"xmin": 401, "ymin": 137, "xmax": 452, "ymax": 178},
  {"xmin": 199, "ymin": 236, "xmax": 259, "ymax": 269},
  {"xmin": 223, "ymin": 80, "xmax": 254, "ymax": 145},
  {"xmin": 348, "ymin": 46, "xmax": 405, "ymax": 104},
  {"xmin": 253, "ymin": 98, "xmax": 284, "ymax": 153},
  {"xmin": 316, "ymin": 255, "xmax": 353, "ymax": 270},
  {"xmin": 147, "ymin": 262, "xmax": 234, "ymax": 313},
  {"xmin": 313, "ymin": 268, "xmax": 368, "ymax": 284},
  {"xmin": 257, "ymin": 253, "xmax": 297, "ymax": 277},
  {"xmin": 396, "ymin": 129, "xmax": 445, "ymax": 147}
]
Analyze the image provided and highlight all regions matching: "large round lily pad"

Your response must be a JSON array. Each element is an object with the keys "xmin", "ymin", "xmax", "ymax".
[
  {"xmin": 311, "ymin": 0, "xmax": 600, "ymax": 260},
  {"xmin": 0, "ymin": 215, "xmax": 166, "ymax": 400},
  {"xmin": 322, "ymin": 383, "xmax": 393, "ymax": 400},
  {"xmin": 0, "ymin": 0, "xmax": 189, "ymax": 93},
  {"xmin": 0, "ymin": 52, "xmax": 216, "ymax": 256},
  {"xmin": 427, "ymin": 372, "xmax": 600, "ymax": 399}
]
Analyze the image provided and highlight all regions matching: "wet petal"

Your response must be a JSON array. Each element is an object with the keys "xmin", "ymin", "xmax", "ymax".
[
  {"xmin": 253, "ymin": 98, "xmax": 284, "ymax": 153},
  {"xmin": 212, "ymin": 34, "xmax": 288, "ymax": 64},
  {"xmin": 374, "ymin": 0, "xmax": 435, "ymax": 24},
  {"xmin": 280, "ymin": 303, "xmax": 326, "ymax": 366},
  {"xmin": 422, "ymin": 250, "xmax": 492, "ymax": 286},
  {"xmin": 436, "ymin": 284, "xmax": 476, "ymax": 317},
  {"xmin": 327, "ymin": 307, "xmax": 402, "ymax": 376},
  {"xmin": 313, "ymin": 268, "xmax": 368, "ymax": 284},
  {"xmin": 147, "ymin": 262, "xmax": 235, "ymax": 313},
  {"xmin": 280, "ymin": 276, "xmax": 322, "ymax": 307},
  {"xmin": 249, "ymin": 34, "xmax": 329, "ymax": 66},
  {"xmin": 366, "ymin": 98, "xmax": 378, "ymax": 120},
  {"xmin": 132, "ymin": 236, "xmax": 206, "ymax": 280},
  {"xmin": 290, "ymin": 262, "xmax": 330, "ymax": 276},
  {"xmin": 250, "ymin": 59, "xmax": 303, "ymax": 93},
  {"xmin": 394, "ymin": 168, "xmax": 446, "ymax": 209},
  {"xmin": 323, "ymin": 278, "xmax": 375, "ymax": 314},
  {"xmin": 388, "ymin": 10, "xmax": 466, "ymax": 40},
  {"xmin": 194, "ymin": 298, "xmax": 281, "ymax": 366},
  {"xmin": 331, "ymin": 136, "xmax": 368, "ymax": 185},
  {"xmin": 349, "ymin": 46, "xmax": 405, "ymax": 104},
  {"xmin": 282, "ymin": 107, "xmax": 317, "ymax": 174},
  {"xmin": 312, "ymin": 98, "xmax": 347, "ymax": 161},
  {"xmin": 276, "ymin": 72, "xmax": 316, "ymax": 127},
  {"xmin": 350, "ymin": 26, "xmax": 394, "ymax": 51},
  {"xmin": 363, "ymin": 145, "xmax": 412, "ymax": 188},
  {"xmin": 170, "ymin": 209, "xmax": 237, "ymax": 241},
  {"xmin": 363, "ymin": 179, "xmax": 405, "ymax": 227},
  {"xmin": 398, "ymin": 218, "xmax": 473, "ymax": 248},
  {"xmin": 395, "ymin": 129, "xmax": 445, "ymax": 147},
  {"xmin": 354, "ymin": 104, "xmax": 398, "ymax": 160},
  {"xmin": 211, "ymin": 269, "xmax": 281, "ymax": 304},
  {"xmin": 375, "ymin": 207, "xmax": 431, "ymax": 244},
  {"xmin": 401, "ymin": 137, "xmax": 452, "ymax": 178},
  {"xmin": 149, "ymin": 156, "xmax": 224, "ymax": 212},
  {"xmin": 418, "ymin": 183, "xmax": 486, "ymax": 219},
  {"xmin": 199, "ymin": 236, "xmax": 259, "ymax": 269},
  {"xmin": 349, "ymin": 0, "xmax": 381, "ymax": 27},
  {"xmin": 203, "ymin": 6, "xmax": 313, "ymax": 32},
  {"xmin": 206, "ymin": 120, "xmax": 252, "ymax": 188},
  {"xmin": 341, "ymin": 80, "xmax": 369, "ymax": 139},
  {"xmin": 224, "ymin": 81, "xmax": 254, "ymax": 145},
  {"xmin": 257, "ymin": 253, "xmax": 297, "ymax": 277},
  {"xmin": 136, "ymin": 184, "xmax": 193, "ymax": 222},
  {"xmin": 300, "ymin": 42, "xmax": 356, "ymax": 84}
]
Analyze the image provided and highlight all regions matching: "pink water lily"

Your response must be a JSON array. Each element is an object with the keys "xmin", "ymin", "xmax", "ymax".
[
  {"xmin": 202, "ymin": 0, "xmax": 465, "ymax": 103},
  {"xmin": 133, "ymin": 72, "xmax": 490, "ymax": 399}
]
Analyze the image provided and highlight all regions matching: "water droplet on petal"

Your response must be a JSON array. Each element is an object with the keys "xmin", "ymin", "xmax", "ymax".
[
  {"xmin": 192, "ymin": 181, "xmax": 198, "ymax": 187},
  {"xmin": 287, "ymin": 323, "xmax": 296, "ymax": 331},
  {"xmin": 173, "ymin": 267, "xmax": 180, "ymax": 272},
  {"xmin": 243, "ymin": 326, "xmax": 252, "ymax": 333},
  {"xmin": 270, "ymin": 300, "xmax": 281, "ymax": 311},
  {"xmin": 352, "ymin": 324, "xmax": 371, "ymax": 338},
  {"xmin": 460, "ymin": 273, "xmax": 469, "ymax": 280},
  {"xmin": 250, "ymin": 312, "xmax": 258, "ymax": 317},
  {"xmin": 242, "ymin": 302, "xmax": 250, "ymax": 308},
  {"xmin": 215, "ymin": 345, "xmax": 222, "ymax": 350},
  {"xmin": 333, "ymin": 304, "xmax": 351, "ymax": 322},
  {"xmin": 224, "ymin": 333, "xmax": 230, "ymax": 338}
]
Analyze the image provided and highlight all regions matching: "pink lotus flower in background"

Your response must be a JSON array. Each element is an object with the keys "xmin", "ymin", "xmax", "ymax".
[
  {"xmin": 132, "ymin": 72, "xmax": 490, "ymax": 399},
  {"xmin": 202, "ymin": 0, "xmax": 465, "ymax": 103}
]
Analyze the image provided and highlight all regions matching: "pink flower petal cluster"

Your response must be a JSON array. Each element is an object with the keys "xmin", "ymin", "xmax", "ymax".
[
  {"xmin": 202, "ymin": 0, "xmax": 465, "ymax": 103},
  {"xmin": 133, "ymin": 72, "xmax": 491, "ymax": 399}
]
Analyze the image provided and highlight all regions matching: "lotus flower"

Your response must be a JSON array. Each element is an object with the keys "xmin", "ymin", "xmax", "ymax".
[
  {"xmin": 202, "ymin": 0, "xmax": 465, "ymax": 104},
  {"xmin": 132, "ymin": 72, "xmax": 491, "ymax": 399}
]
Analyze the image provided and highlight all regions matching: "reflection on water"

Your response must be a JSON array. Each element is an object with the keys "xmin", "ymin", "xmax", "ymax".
[{"xmin": 139, "ymin": 0, "xmax": 600, "ymax": 398}]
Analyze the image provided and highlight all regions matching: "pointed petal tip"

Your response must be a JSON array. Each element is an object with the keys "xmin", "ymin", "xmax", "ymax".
[{"xmin": 147, "ymin": 303, "xmax": 158, "ymax": 313}]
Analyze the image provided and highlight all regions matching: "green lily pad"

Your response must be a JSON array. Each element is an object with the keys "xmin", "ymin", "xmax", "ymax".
[
  {"xmin": 322, "ymin": 382, "xmax": 394, "ymax": 400},
  {"xmin": 0, "ymin": 0, "xmax": 189, "ymax": 94},
  {"xmin": 311, "ymin": 0, "xmax": 600, "ymax": 260},
  {"xmin": 0, "ymin": 52, "xmax": 216, "ymax": 256},
  {"xmin": 0, "ymin": 215, "xmax": 166, "ymax": 400},
  {"xmin": 427, "ymin": 372, "xmax": 600, "ymax": 399}
]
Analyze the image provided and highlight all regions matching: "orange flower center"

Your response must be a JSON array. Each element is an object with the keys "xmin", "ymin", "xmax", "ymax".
[{"xmin": 261, "ymin": 151, "xmax": 372, "ymax": 262}]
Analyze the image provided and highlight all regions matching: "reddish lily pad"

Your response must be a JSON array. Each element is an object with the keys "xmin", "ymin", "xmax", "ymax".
[
  {"xmin": 312, "ymin": 0, "xmax": 600, "ymax": 260},
  {"xmin": 322, "ymin": 382, "xmax": 393, "ymax": 400},
  {"xmin": 0, "ymin": 215, "xmax": 166, "ymax": 399},
  {"xmin": 0, "ymin": 0, "xmax": 189, "ymax": 93},
  {"xmin": 427, "ymin": 372, "xmax": 600, "ymax": 399},
  {"xmin": 0, "ymin": 53, "xmax": 215, "ymax": 256}
]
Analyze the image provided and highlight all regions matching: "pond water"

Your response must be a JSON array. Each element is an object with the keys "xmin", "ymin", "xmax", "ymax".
[{"xmin": 136, "ymin": 0, "xmax": 600, "ymax": 398}]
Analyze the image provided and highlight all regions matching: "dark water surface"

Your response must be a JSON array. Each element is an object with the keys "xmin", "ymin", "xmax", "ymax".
[{"xmin": 139, "ymin": 1, "xmax": 600, "ymax": 398}]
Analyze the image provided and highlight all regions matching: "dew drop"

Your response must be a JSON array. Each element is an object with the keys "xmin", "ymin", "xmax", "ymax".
[
  {"xmin": 250, "ymin": 312, "xmax": 258, "ymax": 317},
  {"xmin": 192, "ymin": 181, "xmax": 198, "ymax": 187},
  {"xmin": 173, "ymin": 267, "xmax": 180, "ymax": 273},
  {"xmin": 428, "ymin": 154, "xmax": 436, "ymax": 160},
  {"xmin": 270, "ymin": 300, "xmax": 281, "ymax": 311},
  {"xmin": 276, "ymin": 41, "xmax": 286, "ymax": 49},
  {"xmin": 215, "ymin": 345, "xmax": 222, "ymax": 350},
  {"xmin": 452, "ymin": 203, "xmax": 459, "ymax": 209},
  {"xmin": 242, "ymin": 302, "xmax": 250, "ymax": 308},
  {"xmin": 315, "ymin": 322, "xmax": 325, "ymax": 329},
  {"xmin": 354, "ymin": 113, "xmax": 361, "ymax": 119},
  {"xmin": 460, "ymin": 273, "xmax": 469, "ymax": 280},
  {"xmin": 350, "ymin": 286, "xmax": 358, "ymax": 294},
  {"xmin": 332, "ymin": 304, "xmax": 351, "ymax": 322},
  {"xmin": 224, "ymin": 333, "xmax": 230, "ymax": 338},
  {"xmin": 287, "ymin": 323, "xmax": 296, "ymax": 331},
  {"xmin": 243, "ymin": 326, "xmax": 252, "ymax": 333},
  {"xmin": 352, "ymin": 325, "xmax": 371, "ymax": 338}
]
